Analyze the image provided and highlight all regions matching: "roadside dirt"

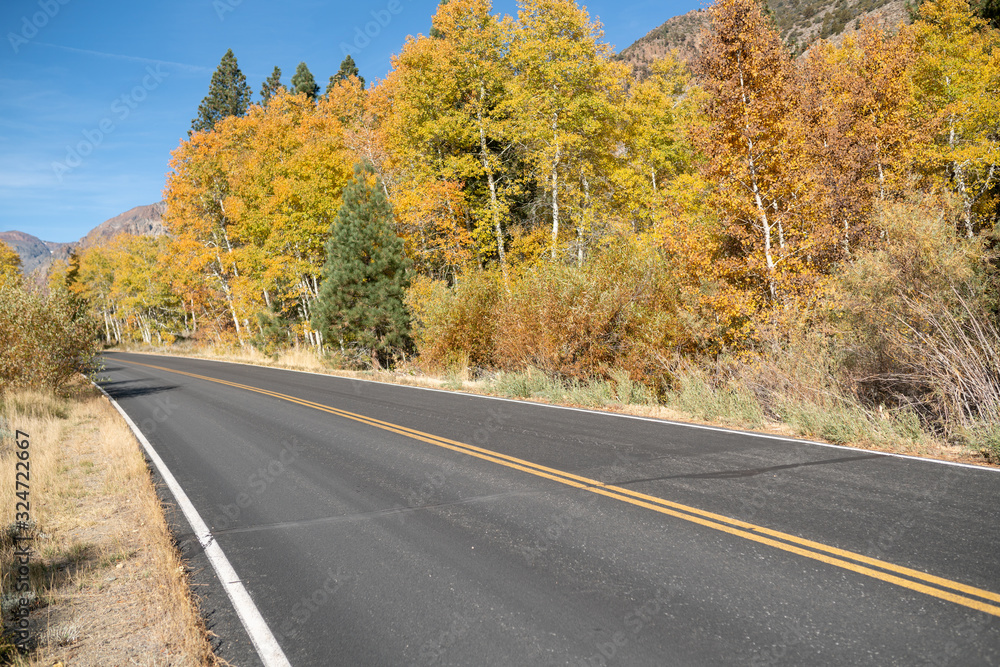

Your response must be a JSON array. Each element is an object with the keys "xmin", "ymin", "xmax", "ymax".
[{"xmin": 0, "ymin": 383, "xmax": 215, "ymax": 666}]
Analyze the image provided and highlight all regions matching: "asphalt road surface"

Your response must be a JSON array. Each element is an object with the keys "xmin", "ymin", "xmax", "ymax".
[{"xmin": 97, "ymin": 351, "xmax": 1000, "ymax": 666}]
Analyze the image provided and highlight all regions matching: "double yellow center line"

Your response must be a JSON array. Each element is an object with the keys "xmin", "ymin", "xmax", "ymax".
[{"xmin": 117, "ymin": 358, "xmax": 1000, "ymax": 618}]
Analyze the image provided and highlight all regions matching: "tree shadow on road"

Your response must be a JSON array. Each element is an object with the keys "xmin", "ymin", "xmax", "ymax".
[
  {"xmin": 615, "ymin": 453, "xmax": 884, "ymax": 484},
  {"xmin": 98, "ymin": 378, "xmax": 179, "ymax": 400}
]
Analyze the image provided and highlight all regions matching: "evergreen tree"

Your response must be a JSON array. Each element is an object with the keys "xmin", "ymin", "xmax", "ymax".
[
  {"xmin": 259, "ymin": 66, "xmax": 284, "ymax": 105},
  {"xmin": 190, "ymin": 49, "xmax": 252, "ymax": 135},
  {"xmin": 326, "ymin": 55, "xmax": 365, "ymax": 94},
  {"xmin": 430, "ymin": 0, "xmax": 451, "ymax": 37},
  {"xmin": 973, "ymin": 0, "xmax": 1000, "ymax": 28},
  {"xmin": 290, "ymin": 61, "xmax": 320, "ymax": 100},
  {"xmin": 311, "ymin": 162, "xmax": 412, "ymax": 367}
]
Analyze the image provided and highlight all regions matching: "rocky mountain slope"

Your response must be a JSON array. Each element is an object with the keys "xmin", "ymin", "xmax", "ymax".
[
  {"xmin": 0, "ymin": 202, "xmax": 166, "ymax": 279},
  {"xmin": 0, "ymin": 231, "xmax": 75, "ymax": 276},
  {"xmin": 617, "ymin": 0, "xmax": 909, "ymax": 77},
  {"xmin": 78, "ymin": 202, "xmax": 166, "ymax": 249}
]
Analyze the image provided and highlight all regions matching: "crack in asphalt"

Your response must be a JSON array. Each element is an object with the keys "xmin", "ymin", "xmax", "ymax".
[
  {"xmin": 209, "ymin": 489, "xmax": 552, "ymax": 536},
  {"xmin": 612, "ymin": 453, "xmax": 884, "ymax": 484}
]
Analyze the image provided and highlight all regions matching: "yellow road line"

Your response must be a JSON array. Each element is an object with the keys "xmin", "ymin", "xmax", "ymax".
[{"xmin": 116, "ymin": 358, "xmax": 1000, "ymax": 617}]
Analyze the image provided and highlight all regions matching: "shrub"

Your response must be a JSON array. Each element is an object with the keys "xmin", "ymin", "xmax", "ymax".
[
  {"xmin": 831, "ymin": 194, "xmax": 982, "ymax": 386},
  {"xmin": 966, "ymin": 422, "xmax": 1000, "ymax": 463},
  {"xmin": 885, "ymin": 289, "xmax": 1000, "ymax": 436},
  {"xmin": 406, "ymin": 269, "xmax": 503, "ymax": 373},
  {"xmin": 494, "ymin": 241, "xmax": 681, "ymax": 389},
  {"xmin": 827, "ymin": 194, "xmax": 1000, "ymax": 446},
  {"xmin": 0, "ymin": 283, "xmax": 100, "ymax": 391}
]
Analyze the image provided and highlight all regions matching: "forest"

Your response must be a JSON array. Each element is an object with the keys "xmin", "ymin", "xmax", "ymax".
[{"xmin": 23, "ymin": 0, "xmax": 1000, "ymax": 458}]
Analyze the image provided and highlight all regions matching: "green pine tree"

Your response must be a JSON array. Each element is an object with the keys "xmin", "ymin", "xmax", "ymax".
[
  {"xmin": 311, "ymin": 162, "xmax": 412, "ymax": 367},
  {"xmin": 326, "ymin": 55, "xmax": 365, "ymax": 95},
  {"xmin": 190, "ymin": 49, "xmax": 252, "ymax": 135},
  {"xmin": 290, "ymin": 61, "xmax": 320, "ymax": 100},
  {"xmin": 430, "ymin": 0, "xmax": 451, "ymax": 38},
  {"xmin": 973, "ymin": 0, "xmax": 1000, "ymax": 28},
  {"xmin": 260, "ymin": 66, "xmax": 284, "ymax": 105}
]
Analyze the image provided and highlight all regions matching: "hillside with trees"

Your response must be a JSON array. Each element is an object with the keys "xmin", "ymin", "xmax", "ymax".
[{"xmin": 61, "ymin": 0, "xmax": 1000, "ymax": 461}]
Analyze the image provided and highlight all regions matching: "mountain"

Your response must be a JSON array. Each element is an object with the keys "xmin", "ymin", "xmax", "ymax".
[
  {"xmin": 0, "ymin": 231, "xmax": 75, "ymax": 276},
  {"xmin": 0, "ymin": 202, "xmax": 167, "ymax": 280},
  {"xmin": 617, "ymin": 10, "xmax": 712, "ymax": 76},
  {"xmin": 78, "ymin": 202, "xmax": 166, "ymax": 249},
  {"xmin": 617, "ymin": 0, "xmax": 909, "ymax": 78}
]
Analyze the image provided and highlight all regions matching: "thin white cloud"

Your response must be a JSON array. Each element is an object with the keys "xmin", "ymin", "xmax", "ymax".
[
  {"xmin": 0, "ymin": 173, "xmax": 55, "ymax": 190},
  {"xmin": 32, "ymin": 42, "xmax": 210, "ymax": 73}
]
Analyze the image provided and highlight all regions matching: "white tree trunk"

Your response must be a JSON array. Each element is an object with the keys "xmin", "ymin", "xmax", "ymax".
[
  {"xmin": 477, "ymin": 85, "xmax": 507, "ymax": 277},
  {"xmin": 550, "ymin": 114, "xmax": 560, "ymax": 261},
  {"xmin": 738, "ymin": 55, "xmax": 777, "ymax": 302}
]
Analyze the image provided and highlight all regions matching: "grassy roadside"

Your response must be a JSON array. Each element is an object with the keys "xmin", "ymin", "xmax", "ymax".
[
  {"xmin": 114, "ymin": 342, "xmax": 998, "ymax": 469},
  {"xmin": 0, "ymin": 380, "xmax": 216, "ymax": 665}
]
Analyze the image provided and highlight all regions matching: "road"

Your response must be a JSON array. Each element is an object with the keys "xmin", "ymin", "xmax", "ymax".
[{"xmin": 98, "ymin": 351, "xmax": 1000, "ymax": 666}]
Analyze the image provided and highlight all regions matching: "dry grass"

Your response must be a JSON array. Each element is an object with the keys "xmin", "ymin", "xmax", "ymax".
[
  {"xmin": 117, "ymin": 340, "xmax": 329, "ymax": 375},
  {"xmin": 883, "ymin": 289, "xmax": 1000, "ymax": 460},
  {"xmin": 0, "ymin": 381, "xmax": 216, "ymax": 665},
  {"xmin": 115, "ymin": 341, "xmax": 459, "ymax": 391}
]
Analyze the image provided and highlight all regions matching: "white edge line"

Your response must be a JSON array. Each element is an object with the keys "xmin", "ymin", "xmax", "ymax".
[
  {"xmin": 106, "ymin": 351, "xmax": 999, "ymax": 474},
  {"xmin": 94, "ymin": 382, "xmax": 292, "ymax": 667}
]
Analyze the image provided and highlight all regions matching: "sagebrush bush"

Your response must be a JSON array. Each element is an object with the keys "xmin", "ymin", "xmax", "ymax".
[
  {"xmin": 830, "ymin": 194, "xmax": 1000, "ymax": 442},
  {"xmin": 0, "ymin": 282, "xmax": 100, "ymax": 391},
  {"xmin": 832, "ymin": 196, "xmax": 979, "ymax": 370},
  {"xmin": 406, "ymin": 269, "xmax": 503, "ymax": 372},
  {"xmin": 406, "ymin": 241, "xmax": 682, "ymax": 390},
  {"xmin": 494, "ymin": 241, "xmax": 681, "ymax": 387}
]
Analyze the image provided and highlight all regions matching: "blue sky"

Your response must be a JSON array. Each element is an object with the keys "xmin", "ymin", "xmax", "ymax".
[{"xmin": 0, "ymin": 0, "xmax": 700, "ymax": 243}]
